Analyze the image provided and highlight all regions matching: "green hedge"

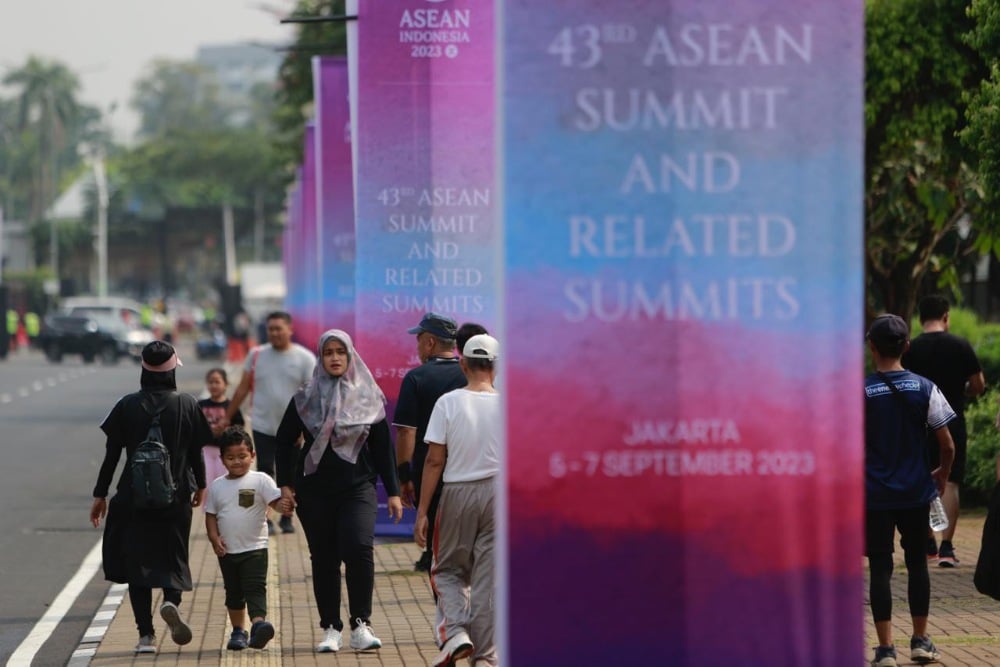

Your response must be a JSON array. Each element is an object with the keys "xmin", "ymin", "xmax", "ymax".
[{"xmin": 964, "ymin": 386, "xmax": 999, "ymax": 504}]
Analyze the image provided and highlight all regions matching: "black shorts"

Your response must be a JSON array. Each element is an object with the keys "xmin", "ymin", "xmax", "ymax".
[
  {"xmin": 927, "ymin": 417, "xmax": 966, "ymax": 485},
  {"xmin": 865, "ymin": 505, "xmax": 929, "ymax": 558}
]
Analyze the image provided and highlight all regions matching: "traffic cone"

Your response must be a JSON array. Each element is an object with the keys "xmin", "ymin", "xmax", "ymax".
[{"xmin": 15, "ymin": 322, "xmax": 27, "ymax": 349}]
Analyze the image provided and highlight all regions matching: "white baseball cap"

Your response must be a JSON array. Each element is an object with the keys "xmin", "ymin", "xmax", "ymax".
[{"xmin": 463, "ymin": 334, "xmax": 499, "ymax": 360}]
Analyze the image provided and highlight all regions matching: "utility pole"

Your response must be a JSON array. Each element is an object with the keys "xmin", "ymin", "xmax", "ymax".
[{"xmin": 94, "ymin": 149, "xmax": 109, "ymax": 298}]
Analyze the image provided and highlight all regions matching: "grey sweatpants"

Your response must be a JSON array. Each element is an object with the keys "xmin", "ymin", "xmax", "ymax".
[{"xmin": 431, "ymin": 477, "xmax": 496, "ymax": 665}]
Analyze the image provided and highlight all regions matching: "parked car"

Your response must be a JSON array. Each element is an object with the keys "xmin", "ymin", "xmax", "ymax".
[
  {"xmin": 37, "ymin": 315, "xmax": 130, "ymax": 364},
  {"xmin": 58, "ymin": 297, "xmax": 155, "ymax": 358}
]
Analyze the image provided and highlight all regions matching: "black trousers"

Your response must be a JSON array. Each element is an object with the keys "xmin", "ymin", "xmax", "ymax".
[
  {"xmin": 219, "ymin": 548, "xmax": 269, "ymax": 620},
  {"xmin": 296, "ymin": 481, "xmax": 376, "ymax": 631},
  {"xmin": 252, "ymin": 431, "xmax": 278, "ymax": 479},
  {"xmin": 414, "ymin": 462, "xmax": 443, "ymax": 568},
  {"xmin": 866, "ymin": 505, "xmax": 931, "ymax": 622},
  {"xmin": 129, "ymin": 586, "xmax": 181, "ymax": 637}
]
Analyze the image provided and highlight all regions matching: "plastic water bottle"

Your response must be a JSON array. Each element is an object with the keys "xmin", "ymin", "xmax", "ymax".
[{"xmin": 929, "ymin": 496, "xmax": 949, "ymax": 532}]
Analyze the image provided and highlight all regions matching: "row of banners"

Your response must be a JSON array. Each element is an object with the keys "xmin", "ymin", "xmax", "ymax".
[{"xmin": 280, "ymin": 1, "xmax": 864, "ymax": 664}]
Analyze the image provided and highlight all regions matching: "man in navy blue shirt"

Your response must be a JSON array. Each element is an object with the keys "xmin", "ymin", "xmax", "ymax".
[
  {"xmin": 865, "ymin": 314, "xmax": 955, "ymax": 667},
  {"xmin": 393, "ymin": 313, "xmax": 465, "ymax": 573}
]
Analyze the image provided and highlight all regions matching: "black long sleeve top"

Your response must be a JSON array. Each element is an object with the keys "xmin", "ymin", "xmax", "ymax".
[
  {"xmin": 94, "ymin": 390, "xmax": 211, "ymax": 499},
  {"xmin": 274, "ymin": 398, "xmax": 400, "ymax": 496}
]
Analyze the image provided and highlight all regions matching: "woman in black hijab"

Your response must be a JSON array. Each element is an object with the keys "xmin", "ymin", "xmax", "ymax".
[{"xmin": 90, "ymin": 341, "xmax": 213, "ymax": 654}]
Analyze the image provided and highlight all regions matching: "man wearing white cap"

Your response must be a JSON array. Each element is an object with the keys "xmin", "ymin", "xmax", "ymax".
[{"xmin": 415, "ymin": 334, "xmax": 501, "ymax": 667}]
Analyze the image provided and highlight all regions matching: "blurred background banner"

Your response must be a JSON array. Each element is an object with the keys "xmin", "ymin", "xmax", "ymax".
[
  {"xmin": 499, "ymin": 1, "xmax": 865, "ymax": 664},
  {"xmin": 313, "ymin": 56, "xmax": 356, "ymax": 340},
  {"xmin": 296, "ymin": 122, "xmax": 323, "ymax": 346},
  {"xmin": 282, "ymin": 169, "xmax": 304, "ymax": 341},
  {"xmin": 350, "ymin": 0, "xmax": 498, "ymax": 406}
]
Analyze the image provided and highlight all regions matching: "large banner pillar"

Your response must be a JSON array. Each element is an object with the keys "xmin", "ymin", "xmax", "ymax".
[
  {"xmin": 313, "ymin": 56, "xmax": 356, "ymax": 339},
  {"xmin": 500, "ymin": 3, "xmax": 865, "ymax": 665}
]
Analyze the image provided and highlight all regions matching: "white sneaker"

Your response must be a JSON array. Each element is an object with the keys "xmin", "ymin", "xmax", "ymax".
[
  {"xmin": 316, "ymin": 627, "xmax": 342, "ymax": 653},
  {"xmin": 349, "ymin": 619, "xmax": 382, "ymax": 651},
  {"xmin": 135, "ymin": 634, "xmax": 156, "ymax": 654},
  {"xmin": 432, "ymin": 631, "xmax": 474, "ymax": 666},
  {"xmin": 159, "ymin": 602, "xmax": 192, "ymax": 645}
]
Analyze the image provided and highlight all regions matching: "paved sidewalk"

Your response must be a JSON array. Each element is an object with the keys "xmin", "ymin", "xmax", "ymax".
[
  {"xmin": 864, "ymin": 510, "xmax": 1000, "ymax": 666},
  {"xmin": 79, "ymin": 519, "xmax": 439, "ymax": 666}
]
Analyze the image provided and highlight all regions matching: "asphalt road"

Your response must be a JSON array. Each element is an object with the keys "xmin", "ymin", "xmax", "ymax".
[{"xmin": 0, "ymin": 342, "xmax": 215, "ymax": 666}]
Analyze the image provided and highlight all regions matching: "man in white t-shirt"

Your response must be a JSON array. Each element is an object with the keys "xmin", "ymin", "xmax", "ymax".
[
  {"xmin": 415, "ymin": 334, "xmax": 500, "ymax": 667},
  {"xmin": 225, "ymin": 311, "xmax": 315, "ymax": 533}
]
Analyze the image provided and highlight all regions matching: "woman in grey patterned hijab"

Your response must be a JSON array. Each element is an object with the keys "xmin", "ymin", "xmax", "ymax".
[
  {"xmin": 294, "ymin": 329, "xmax": 386, "ymax": 474},
  {"xmin": 276, "ymin": 328, "xmax": 400, "ymax": 651}
]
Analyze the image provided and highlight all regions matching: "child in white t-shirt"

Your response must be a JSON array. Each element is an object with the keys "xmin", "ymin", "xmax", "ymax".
[{"xmin": 205, "ymin": 426, "xmax": 287, "ymax": 651}]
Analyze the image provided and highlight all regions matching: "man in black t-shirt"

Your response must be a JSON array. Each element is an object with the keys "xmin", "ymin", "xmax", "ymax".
[
  {"xmin": 393, "ymin": 313, "xmax": 465, "ymax": 572},
  {"xmin": 902, "ymin": 295, "xmax": 985, "ymax": 566}
]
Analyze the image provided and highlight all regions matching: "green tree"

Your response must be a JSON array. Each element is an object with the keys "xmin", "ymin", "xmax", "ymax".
[
  {"xmin": 114, "ymin": 56, "xmax": 289, "ymax": 280},
  {"xmin": 131, "ymin": 60, "xmax": 232, "ymax": 139},
  {"xmin": 865, "ymin": 0, "xmax": 986, "ymax": 320},
  {"xmin": 964, "ymin": 0, "xmax": 1000, "ymax": 256},
  {"xmin": 273, "ymin": 0, "xmax": 347, "ymax": 168},
  {"xmin": 2, "ymin": 56, "xmax": 83, "ymax": 223}
]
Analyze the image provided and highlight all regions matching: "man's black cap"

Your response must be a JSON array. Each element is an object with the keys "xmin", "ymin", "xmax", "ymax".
[
  {"xmin": 867, "ymin": 314, "xmax": 909, "ymax": 346},
  {"xmin": 407, "ymin": 312, "xmax": 458, "ymax": 340}
]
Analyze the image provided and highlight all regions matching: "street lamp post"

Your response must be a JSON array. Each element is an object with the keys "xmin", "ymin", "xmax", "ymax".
[{"xmin": 93, "ymin": 149, "xmax": 108, "ymax": 298}]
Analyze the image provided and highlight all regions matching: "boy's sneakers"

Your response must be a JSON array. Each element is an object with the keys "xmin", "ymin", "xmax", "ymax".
[
  {"xmin": 871, "ymin": 644, "xmax": 897, "ymax": 667},
  {"xmin": 227, "ymin": 628, "xmax": 249, "ymax": 650},
  {"xmin": 279, "ymin": 515, "xmax": 295, "ymax": 534},
  {"xmin": 135, "ymin": 634, "xmax": 156, "ymax": 654},
  {"xmin": 432, "ymin": 631, "xmax": 474, "ymax": 667},
  {"xmin": 350, "ymin": 619, "xmax": 382, "ymax": 650},
  {"xmin": 938, "ymin": 541, "xmax": 959, "ymax": 567},
  {"xmin": 910, "ymin": 635, "xmax": 941, "ymax": 664},
  {"xmin": 249, "ymin": 620, "xmax": 275, "ymax": 649},
  {"xmin": 316, "ymin": 627, "xmax": 343, "ymax": 653},
  {"xmin": 159, "ymin": 602, "xmax": 192, "ymax": 645}
]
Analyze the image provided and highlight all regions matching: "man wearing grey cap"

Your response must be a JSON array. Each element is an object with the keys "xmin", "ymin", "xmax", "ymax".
[
  {"xmin": 864, "ymin": 314, "xmax": 956, "ymax": 667},
  {"xmin": 393, "ymin": 312, "xmax": 466, "ymax": 573}
]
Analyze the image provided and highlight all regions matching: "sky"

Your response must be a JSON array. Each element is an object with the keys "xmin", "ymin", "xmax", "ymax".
[{"xmin": 0, "ymin": 0, "xmax": 296, "ymax": 142}]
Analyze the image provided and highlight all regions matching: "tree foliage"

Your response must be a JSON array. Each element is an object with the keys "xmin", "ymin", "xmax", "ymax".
[
  {"xmin": 0, "ymin": 56, "xmax": 98, "ymax": 225},
  {"xmin": 119, "ymin": 58, "xmax": 285, "ymax": 214},
  {"xmin": 273, "ymin": 0, "xmax": 347, "ymax": 168},
  {"xmin": 131, "ymin": 60, "xmax": 233, "ymax": 140},
  {"xmin": 964, "ymin": 0, "xmax": 1000, "ymax": 254},
  {"xmin": 865, "ymin": 0, "xmax": 986, "ymax": 320}
]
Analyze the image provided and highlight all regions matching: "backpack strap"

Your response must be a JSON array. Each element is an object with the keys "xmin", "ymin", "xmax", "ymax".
[{"xmin": 141, "ymin": 391, "xmax": 175, "ymax": 424}]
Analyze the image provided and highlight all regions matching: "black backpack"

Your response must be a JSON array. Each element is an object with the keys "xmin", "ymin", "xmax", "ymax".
[{"xmin": 131, "ymin": 394, "xmax": 176, "ymax": 510}]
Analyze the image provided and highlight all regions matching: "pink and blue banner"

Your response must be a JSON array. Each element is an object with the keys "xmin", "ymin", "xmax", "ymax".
[
  {"xmin": 353, "ymin": 0, "xmax": 497, "ymax": 402},
  {"xmin": 501, "ymin": 3, "xmax": 865, "ymax": 665},
  {"xmin": 292, "ymin": 123, "xmax": 323, "ymax": 346},
  {"xmin": 282, "ymin": 171, "xmax": 303, "ymax": 331},
  {"xmin": 313, "ymin": 56, "xmax": 356, "ymax": 339}
]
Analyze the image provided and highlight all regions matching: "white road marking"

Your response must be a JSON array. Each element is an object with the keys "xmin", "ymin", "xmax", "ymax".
[{"xmin": 7, "ymin": 539, "xmax": 104, "ymax": 666}]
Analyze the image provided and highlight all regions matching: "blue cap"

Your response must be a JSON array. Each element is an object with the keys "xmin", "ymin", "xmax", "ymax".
[{"xmin": 407, "ymin": 312, "xmax": 458, "ymax": 340}]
